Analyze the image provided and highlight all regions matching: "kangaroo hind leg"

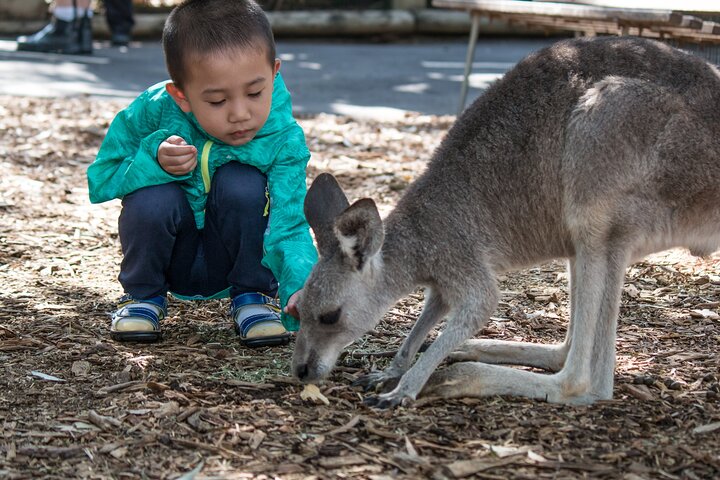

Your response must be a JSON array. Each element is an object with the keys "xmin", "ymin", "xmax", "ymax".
[{"xmin": 424, "ymin": 248, "xmax": 628, "ymax": 404}]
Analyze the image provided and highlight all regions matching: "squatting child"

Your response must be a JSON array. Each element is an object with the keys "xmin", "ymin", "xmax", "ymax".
[{"xmin": 87, "ymin": 0, "xmax": 317, "ymax": 347}]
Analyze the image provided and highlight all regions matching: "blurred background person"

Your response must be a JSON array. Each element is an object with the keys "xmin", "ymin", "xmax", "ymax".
[
  {"xmin": 16, "ymin": 0, "xmax": 134, "ymax": 54},
  {"xmin": 105, "ymin": 0, "xmax": 135, "ymax": 46}
]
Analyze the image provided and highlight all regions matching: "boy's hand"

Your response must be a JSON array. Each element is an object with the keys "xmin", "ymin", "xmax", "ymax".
[
  {"xmin": 284, "ymin": 290, "xmax": 301, "ymax": 319},
  {"xmin": 158, "ymin": 135, "xmax": 197, "ymax": 175}
]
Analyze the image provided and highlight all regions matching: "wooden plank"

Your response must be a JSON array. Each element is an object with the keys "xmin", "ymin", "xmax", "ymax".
[
  {"xmin": 432, "ymin": 0, "xmax": 720, "ymax": 43},
  {"xmin": 676, "ymin": 15, "xmax": 704, "ymax": 29},
  {"xmin": 432, "ymin": 0, "xmax": 677, "ymax": 23},
  {"xmin": 562, "ymin": 1, "xmax": 720, "ymax": 13},
  {"xmin": 652, "ymin": 26, "xmax": 720, "ymax": 42},
  {"xmin": 700, "ymin": 21, "xmax": 720, "ymax": 35}
]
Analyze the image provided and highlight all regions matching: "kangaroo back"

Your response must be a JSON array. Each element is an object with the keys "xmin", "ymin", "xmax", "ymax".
[
  {"xmin": 293, "ymin": 37, "xmax": 720, "ymax": 408},
  {"xmin": 410, "ymin": 36, "xmax": 720, "ymax": 269}
]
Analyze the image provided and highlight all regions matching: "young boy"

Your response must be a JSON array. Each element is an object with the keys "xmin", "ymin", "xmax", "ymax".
[{"xmin": 87, "ymin": 0, "xmax": 316, "ymax": 347}]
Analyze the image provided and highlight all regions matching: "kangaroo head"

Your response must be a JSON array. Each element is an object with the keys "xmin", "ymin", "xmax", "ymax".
[{"xmin": 293, "ymin": 173, "xmax": 386, "ymax": 383}]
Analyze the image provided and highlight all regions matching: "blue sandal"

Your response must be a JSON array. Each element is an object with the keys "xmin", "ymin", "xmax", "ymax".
[
  {"xmin": 110, "ymin": 295, "xmax": 166, "ymax": 343},
  {"xmin": 231, "ymin": 293, "xmax": 291, "ymax": 347}
]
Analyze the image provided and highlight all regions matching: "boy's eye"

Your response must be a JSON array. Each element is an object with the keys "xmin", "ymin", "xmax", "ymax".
[
  {"xmin": 248, "ymin": 91, "xmax": 262, "ymax": 98},
  {"xmin": 208, "ymin": 100, "xmax": 226, "ymax": 106}
]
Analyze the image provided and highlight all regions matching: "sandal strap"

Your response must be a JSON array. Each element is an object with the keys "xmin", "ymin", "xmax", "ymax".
[
  {"xmin": 230, "ymin": 292, "xmax": 279, "ymax": 312},
  {"xmin": 118, "ymin": 294, "xmax": 167, "ymax": 311},
  {"xmin": 112, "ymin": 295, "xmax": 167, "ymax": 331},
  {"xmin": 231, "ymin": 293, "xmax": 283, "ymax": 338},
  {"xmin": 115, "ymin": 306, "xmax": 162, "ymax": 326}
]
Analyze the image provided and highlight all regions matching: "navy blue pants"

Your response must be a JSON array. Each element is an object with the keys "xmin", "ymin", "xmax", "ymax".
[
  {"xmin": 118, "ymin": 163, "xmax": 278, "ymax": 300},
  {"xmin": 104, "ymin": 0, "xmax": 134, "ymax": 37}
]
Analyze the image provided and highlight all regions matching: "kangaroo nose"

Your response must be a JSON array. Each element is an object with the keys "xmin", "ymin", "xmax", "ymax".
[{"xmin": 296, "ymin": 364, "xmax": 309, "ymax": 380}]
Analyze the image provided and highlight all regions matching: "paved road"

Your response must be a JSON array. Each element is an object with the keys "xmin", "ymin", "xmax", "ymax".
[{"xmin": 0, "ymin": 37, "xmax": 558, "ymax": 118}]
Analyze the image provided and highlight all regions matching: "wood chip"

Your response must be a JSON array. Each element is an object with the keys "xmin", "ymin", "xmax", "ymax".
[
  {"xmin": 443, "ymin": 455, "xmax": 523, "ymax": 478},
  {"xmin": 623, "ymin": 384, "xmax": 655, "ymax": 401},
  {"xmin": 30, "ymin": 371, "xmax": 65, "ymax": 382},
  {"xmin": 170, "ymin": 438, "xmax": 251, "ymax": 459},
  {"xmin": 692, "ymin": 422, "xmax": 720, "ymax": 434},
  {"xmin": 317, "ymin": 454, "xmax": 367, "ymax": 468},
  {"xmin": 248, "ymin": 430, "xmax": 266, "ymax": 450},
  {"xmin": 70, "ymin": 360, "xmax": 91, "ymax": 377},
  {"xmin": 95, "ymin": 380, "xmax": 143, "ymax": 396},
  {"xmin": 88, "ymin": 410, "xmax": 122, "ymax": 430},
  {"xmin": 323, "ymin": 415, "xmax": 362, "ymax": 436}
]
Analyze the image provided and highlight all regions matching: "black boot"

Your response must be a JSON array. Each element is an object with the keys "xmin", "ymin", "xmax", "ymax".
[
  {"xmin": 16, "ymin": 15, "xmax": 92, "ymax": 55},
  {"xmin": 111, "ymin": 32, "xmax": 131, "ymax": 47},
  {"xmin": 77, "ymin": 13, "xmax": 93, "ymax": 53}
]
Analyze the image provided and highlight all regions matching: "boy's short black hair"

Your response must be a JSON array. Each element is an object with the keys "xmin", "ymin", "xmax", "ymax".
[{"xmin": 162, "ymin": 0, "xmax": 276, "ymax": 88}]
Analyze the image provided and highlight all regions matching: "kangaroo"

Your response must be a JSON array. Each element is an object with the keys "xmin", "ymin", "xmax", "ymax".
[{"xmin": 292, "ymin": 36, "xmax": 720, "ymax": 408}]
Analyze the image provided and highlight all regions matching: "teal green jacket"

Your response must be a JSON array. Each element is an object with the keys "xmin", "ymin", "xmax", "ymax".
[{"xmin": 87, "ymin": 74, "xmax": 316, "ymax": 330}]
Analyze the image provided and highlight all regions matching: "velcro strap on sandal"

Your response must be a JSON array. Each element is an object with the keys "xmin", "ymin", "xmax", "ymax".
[
  {"xmin": 115, "ymin": 306, "xmax": 162, "ymax": 327},
  {"xmin": 113, "ymin": 295, "xmax": 167, "ymax": 328},
  {"xmin": 230, "ymin": 292, "xmax": 279, "ymax": 312}
]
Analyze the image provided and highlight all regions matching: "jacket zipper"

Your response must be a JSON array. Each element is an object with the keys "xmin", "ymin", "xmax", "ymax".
[{"xmin": 201, "ymin": 140, "xmax": 213, "ymax": 193}]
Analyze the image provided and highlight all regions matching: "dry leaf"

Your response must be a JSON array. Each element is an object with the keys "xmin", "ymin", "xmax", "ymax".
[
  {"xmin": 154, "ymin": 401, "xmax": 181, "ymax": 418},
  {"xmin": 71, "ymin": 360, "xmax": 91, "ymax": 377},
  {"xmin": 689, "ymin": 309, "xmax": 719, "ymax": 320},
  {"xmin": 300, "ymin": 384, "xmax": 330, "ymax": 405},
  {"xmin": 109, "ymin": 447, "xmax": 128, "ymax": 459}
]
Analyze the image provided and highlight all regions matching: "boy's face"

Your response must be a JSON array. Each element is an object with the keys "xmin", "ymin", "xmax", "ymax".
[{"xmin": 167, "ymin": 46, "xmax": 281, "ymax": 146}]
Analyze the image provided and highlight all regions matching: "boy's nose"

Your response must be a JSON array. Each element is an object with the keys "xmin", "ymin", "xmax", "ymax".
[{"xmin": 229, "ymin": 102, "xmax": 251, "ymax": 122}]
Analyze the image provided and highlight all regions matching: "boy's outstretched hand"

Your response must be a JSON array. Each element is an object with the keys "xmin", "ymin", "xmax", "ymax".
[
  {"xmin": 158, "ymin": 135, "xmax": 197, "ymax": 175},
  {"xmin": 284, "ymin": 290, "xmax": 301, "ymax": 320}
]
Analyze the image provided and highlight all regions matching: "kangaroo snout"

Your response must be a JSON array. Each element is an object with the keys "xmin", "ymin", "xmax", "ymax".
[
  {"xmin": 294, "ymin": 363, "xmax": 310, "ymax": 381},
  {"xmin": 291, "ymin": 351, "xmax": 332, "ymax": 383},
  {"xmin": 291, "ymin": 332, "xmax": 336, "ymax": 383}
]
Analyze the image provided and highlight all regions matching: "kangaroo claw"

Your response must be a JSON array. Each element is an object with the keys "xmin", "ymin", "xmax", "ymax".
[
  {"xmin": 353, "ymin": 371, "xmax": 400, "ymax": 393},
  {"xmin": 363, "ymin": 392, "xmax": 413, "ymax": 409},
  {"xmin": 351, "ymin": 374, "xmax": 380, "ymax": 392},
  {"xmin": 362, "ymin": 394, "xmax": 400, "ymax": 409}
]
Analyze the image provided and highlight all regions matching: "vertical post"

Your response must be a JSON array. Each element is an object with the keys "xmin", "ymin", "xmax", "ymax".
[{"xmin": 458, "ymin": 11, "xmax": 481, "ymax": 116}]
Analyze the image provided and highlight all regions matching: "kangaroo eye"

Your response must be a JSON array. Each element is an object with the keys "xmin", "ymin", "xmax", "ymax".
[{"xmin": 319, "ymin": 308, "xmax": 342, "ymax": 325}]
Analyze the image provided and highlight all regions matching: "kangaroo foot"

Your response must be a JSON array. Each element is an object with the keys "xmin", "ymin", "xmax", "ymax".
[
  {"xmin": 353, "ymin": 370, "xmax": 401, "ymax": 393},
  {"xmin": 363, "ymin": 389, "xmax": 414, "ymax": 409}
]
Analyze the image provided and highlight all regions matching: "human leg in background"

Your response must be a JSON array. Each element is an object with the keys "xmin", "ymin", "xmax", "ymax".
[
  {"xmin": 16, "ymin": 0, "xmax": 93, "ymax": 54},
  {"xmin": 203, "ymin": 163, "xmax": 290, "ymax": 347},
  {"xmin": 103, "ymin": 0, "xmax": 134, "ymax": 46}
]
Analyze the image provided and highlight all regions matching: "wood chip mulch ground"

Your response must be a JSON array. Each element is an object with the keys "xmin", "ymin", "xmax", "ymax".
[{"xmin": 0, "ymin": 96, "xmax": 718, "ymax": 480}]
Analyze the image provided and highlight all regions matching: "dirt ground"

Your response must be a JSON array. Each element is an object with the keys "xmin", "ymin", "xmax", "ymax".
[{"xmin": 1, "ymin": 96, "xmax": 718, "ymax": 480}]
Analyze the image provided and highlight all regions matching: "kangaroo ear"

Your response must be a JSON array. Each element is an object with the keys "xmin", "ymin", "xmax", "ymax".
[
  {"xmin": 305, "ymin": 173, "xmax": 350, "ymax": 256},
  {"xmin": 334, "ymin": 198, "xmax": 384, "ymax": 270}
]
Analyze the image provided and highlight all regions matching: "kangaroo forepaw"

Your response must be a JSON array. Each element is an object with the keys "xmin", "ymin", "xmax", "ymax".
[
  {"xmin": 362, "ymin": 392, "xmax": 413, "ymax": 409},
  {"xmin": 352, "ymin": 371, "xmax": 400, "ymax": 393}
]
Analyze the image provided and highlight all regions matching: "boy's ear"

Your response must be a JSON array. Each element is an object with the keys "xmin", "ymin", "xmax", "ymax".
[
  {"xmin": 166, "ymin": 83, "xmax": 192, "ymax": 113},
  {"xmin": 273, "ymin": 58, "xmax": 281, "ymax": 76}
]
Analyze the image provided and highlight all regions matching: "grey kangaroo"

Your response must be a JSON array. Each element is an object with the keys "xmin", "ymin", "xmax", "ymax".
[{"xmin": 292, "ymin": 36, "xmax": 720, "ymax": 408}]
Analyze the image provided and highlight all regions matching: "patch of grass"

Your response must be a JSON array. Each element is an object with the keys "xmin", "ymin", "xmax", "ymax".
[{"xmin": 211, "ymin": 356, "xmax": 291, "ymax": 384}]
